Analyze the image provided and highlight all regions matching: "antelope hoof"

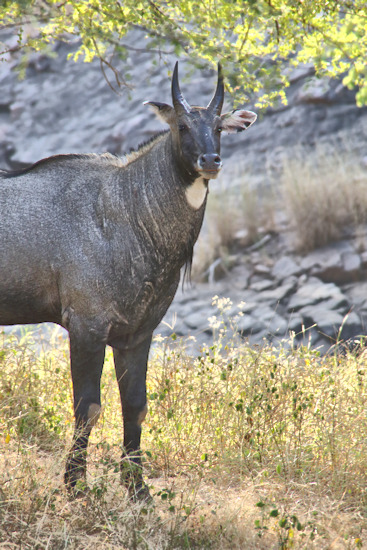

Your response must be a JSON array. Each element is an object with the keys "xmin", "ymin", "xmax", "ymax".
[
  {"xmin": 64, "ymin": 467, "xmax": 88, "ymax": 499},
  {"xmin": 128, "ymin": 481, "xmax": 153, "ymax": 504},
  {"xmin": 121, "ymin": 456, "xmax": 152, "ymax": 503}
]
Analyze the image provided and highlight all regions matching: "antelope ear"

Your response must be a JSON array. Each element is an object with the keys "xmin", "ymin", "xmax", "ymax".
[
  {"xmin": 221, "ymin": 109, "xmax": 257, "ymax": 133},
  {"xmin": 143, "ymin": 101, "xmax": 175, "ymax": 125}
]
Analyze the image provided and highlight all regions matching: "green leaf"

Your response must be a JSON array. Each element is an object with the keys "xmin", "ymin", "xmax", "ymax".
[{"xmin": 1, "ymin": 0, "xmax": 366, "ymax": 106}]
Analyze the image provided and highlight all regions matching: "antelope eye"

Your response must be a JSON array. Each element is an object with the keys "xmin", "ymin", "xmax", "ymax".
[{"xmin": 178, "ymin": 124, "xmax": 188, "ymax": 132}]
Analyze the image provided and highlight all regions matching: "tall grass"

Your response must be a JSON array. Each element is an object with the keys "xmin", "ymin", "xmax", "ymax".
[
  {"xmin": 282, "ymin": 145, "xmax": 367, "ymax": 251},
  {"xmin": 192, "ymin": 145, "xmax": 367, "ymax": 280},
  {"xmin": 192, "ymin": 176, "xmax": 274, "ymax": 280},
  {"xmin": 0, "ymin": 312, "xmax": 366, "ymax": 549}
]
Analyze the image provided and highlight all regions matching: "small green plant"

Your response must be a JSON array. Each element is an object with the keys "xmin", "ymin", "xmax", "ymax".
[{"xmin": 254, "ymin": 500, "xmax": 320, "ymax": 549}]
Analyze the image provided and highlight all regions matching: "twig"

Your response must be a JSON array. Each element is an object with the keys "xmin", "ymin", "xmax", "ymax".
[
  {"xmin": 91, "ymin": 37, "xmax": 132, "ymax": 94},
  {"xmin": 118, "ymin": 42, "xmax": 174, "ymax": 55}
]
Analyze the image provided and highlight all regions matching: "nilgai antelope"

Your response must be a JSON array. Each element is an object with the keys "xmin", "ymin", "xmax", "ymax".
[{"xmin": 0, "ymin": 63, "xmax": 257, "ymax": 500}]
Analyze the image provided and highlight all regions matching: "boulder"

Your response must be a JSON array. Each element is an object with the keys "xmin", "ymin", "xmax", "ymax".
[
  {"xmin": 306, "ymin": 248, "xmax": 343, "ymax": 281},
  {"xmin": 184, "ymin": 309, "xmax": 212, "ymax": 331},
  {"xmin": 287, "ymin": 64, "xmax": 315, "ymax": 84},
  {"xmin": 288, "ymin": 314, "xmax": 305, "ymax": 335},
  {"xmin": 228, "ymin": 300, "xmax": 257, "ymax": 317},
  {"xmin": 272, "ymin": 256, "xmax": 303, "ymax": 281},
  {"xmin": 250, "ymin": 278, "xmax": 275, "ymax": 292},
  {"xmin": 344, "ymin": 283, "xmax": 367, "ymax": 309},
  {"xmin": 236, "ymin": 315, "xmax": 266, "ymax": 336},
  {"xmin": 342, "ymin": 251, "xmax": 362, "ymax": 281},
  {"xmin": 302, "ymin": 242, "xmax": 363, "ymax": 284},
  {"xmin": 257, "ymin": 277, "xmax": 298, "ymax": 304},
  {"xmin": 287, "ymin": 278, "xmax": 345, "ymax": 312},
  {"xmin": 299, "ymin": 307, "xmax": 344, "ymax": 338},
  {"xmin": 337, "ymin": 311, "xmax": 364, "ymax": 341},
  {"xmin": 253, "ymin": 263, "xmax": 272, "ymax": 277},
  {"xmin": 298, "ymin": 306, "xmax": 362, "ymax": 342},
  {"xmin": 295, "ymin": 77, "xmax": 332, "ymax": 104},
  {"xmin": 265, "ymin": 315, "xmax": 289, "ymax": 339}
]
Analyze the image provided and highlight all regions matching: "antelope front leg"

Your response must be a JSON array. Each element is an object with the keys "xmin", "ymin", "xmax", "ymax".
[
  {"xmin": 113, "ymin": 335, "xmax": 152, "ymax": 501},
  {"xmin": 64, "ymin": 324, "xmax": 106, "ymax": 496}
]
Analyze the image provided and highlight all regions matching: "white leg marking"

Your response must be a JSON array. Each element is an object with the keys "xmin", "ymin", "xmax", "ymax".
[
  {"xmin": 137, "ymin": 404, "xmax": 148, "ymax": 425},
  {"xmin": 87, "ymin": 403, "xmax": 101, "ymax": 428},
  {"xmin": 185, "ymin": 177, "xmax": 208, "ymax": 209}
]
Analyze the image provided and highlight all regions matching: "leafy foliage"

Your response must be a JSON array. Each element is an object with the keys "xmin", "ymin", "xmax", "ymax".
[{"xmin": 1, "ymin": 0, "xmax": 367, "ymax": 107}]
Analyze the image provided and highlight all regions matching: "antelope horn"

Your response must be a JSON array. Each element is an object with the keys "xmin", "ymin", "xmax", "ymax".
[
  {"xmin": 171, "ymin": 62, "xmax": 191, "ymax": 113},
  {"xmin": 207, "ymin": 63, "xmax": 224, "ymax": 115}
]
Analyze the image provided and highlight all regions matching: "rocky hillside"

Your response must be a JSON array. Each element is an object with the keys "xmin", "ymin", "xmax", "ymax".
[
  {"xmin": 163, "ymin": 229, "xmax": 367, "ymax": 354},
  {"xmin": 1, "ymin": 30, "xmax": 366, "ymax": 173},
  {"xmin": 1, "ymin": 30, "xmax": 367, "ymax": 352}
]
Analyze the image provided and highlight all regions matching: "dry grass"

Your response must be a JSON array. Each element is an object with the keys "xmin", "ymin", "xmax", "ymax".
[
  {"xmin": 282, "ymin": 144, "xmax": 367, "ymax": 252},
  {"xmin": 191, "ymin": 180, "xmax": 242, "ymax": 281},
  {"xmin": 0, "ymin": 312, "xmax": 366, "ymax": 549},
  {"xmin": 192, "ymin": 144, "xmax": 367, "ymax": 280},
  {"xmin": 192, "ymin": 175, "xmax": 274, "ymax": 280}
]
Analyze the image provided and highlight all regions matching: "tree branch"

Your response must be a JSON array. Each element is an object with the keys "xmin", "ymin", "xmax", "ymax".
[{"xmin": 91, "ymin": 36, "xmax": 132, "ymax": 94}]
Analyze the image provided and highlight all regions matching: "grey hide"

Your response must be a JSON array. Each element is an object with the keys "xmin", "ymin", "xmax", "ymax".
[{"xmin": 0, "ymin": 62, "xmax": 257, "ymax": 501}]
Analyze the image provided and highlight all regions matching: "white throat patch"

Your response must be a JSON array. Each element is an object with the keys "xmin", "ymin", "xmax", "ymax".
[{"xmin": 185, "ymin": 177, "xmax": 208, "ymax": 209}]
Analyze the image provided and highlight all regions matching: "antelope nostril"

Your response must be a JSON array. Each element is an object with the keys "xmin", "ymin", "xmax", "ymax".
[{"xmin": 199, "ymin": 153, "xmax": 222, "ymax": 169}]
